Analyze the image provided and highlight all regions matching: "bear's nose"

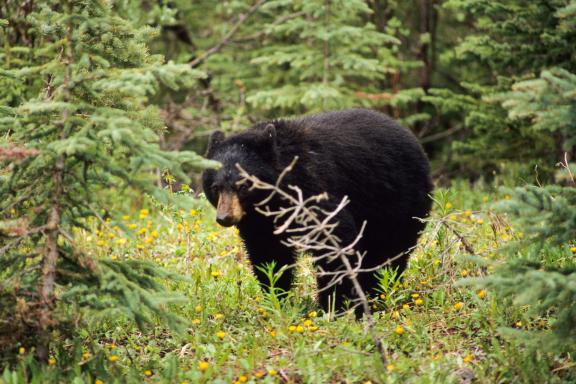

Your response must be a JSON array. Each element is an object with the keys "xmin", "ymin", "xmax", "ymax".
[{"xmin": 216, "ymin": 214, "xmax": 236, "ymax": 227}]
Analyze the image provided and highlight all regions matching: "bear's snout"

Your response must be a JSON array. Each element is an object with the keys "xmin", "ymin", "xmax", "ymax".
[{"xmin": 216, "ymin": 191, "xmax": 244, "ymax": 227}]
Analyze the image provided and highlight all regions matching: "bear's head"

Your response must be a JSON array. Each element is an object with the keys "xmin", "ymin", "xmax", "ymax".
[{"xmin": 202, "ymin": 124, "xmax": 278, "ymax": 227}]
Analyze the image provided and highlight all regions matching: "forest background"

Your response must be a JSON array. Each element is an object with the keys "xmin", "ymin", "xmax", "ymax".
[{"xmin": 0, "ymin": 0, "xmax": 575, "ymax": 383}]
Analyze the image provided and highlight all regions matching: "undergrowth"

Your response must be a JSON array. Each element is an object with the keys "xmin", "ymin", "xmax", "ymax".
[{"xmin": 1, "ymin": 181, "xmax": 574, "ymax": 383}]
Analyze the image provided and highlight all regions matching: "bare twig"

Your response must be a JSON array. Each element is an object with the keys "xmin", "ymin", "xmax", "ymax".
[
  {"xmin": 236, "ymin": 158, "xmax": 393, "ymax": 365},
  {"xmin": 557, "ymin": 152, "xmax": 575, "ymax": 185},
  {"xmin": 189, "ymin": 0, "xmax": 267, "ymax": 68},
  {"xmin": 441, "ymin": 221, "xmax": 475, "ymax": 255}
]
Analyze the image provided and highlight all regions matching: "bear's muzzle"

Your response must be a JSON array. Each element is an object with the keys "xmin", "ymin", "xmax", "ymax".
[{"xmin": 216, "ymin": 191, "xmax": 244, "ymax": 227}]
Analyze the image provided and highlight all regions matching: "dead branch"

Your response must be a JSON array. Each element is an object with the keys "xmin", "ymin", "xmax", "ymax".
[
  {"xmin": 189, "ymin": 0, "xmax": 267, "ymax": 68},
  {"xmin": 236, "ymin": 158, "xmax": 391, "ymax": 365}
]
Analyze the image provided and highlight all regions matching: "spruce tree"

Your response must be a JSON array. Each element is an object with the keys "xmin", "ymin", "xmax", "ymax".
[
  {"xmin": 0, "ymin": 0, "xmax": 214, "ymax": 360},
  {"xmin": 246, "ymin": 0, "xmax": 421, "ymax": 116},
  {"xmin": 425, "ymin": 0, "xmax": 576, "ymax": 173},
  {"xmin": 473, "ymin": 184, "xmax": 576, "ymax": 352},
  {"xmin": 468, "ymin": 3, "xmax": 576, "ymax": 350}
]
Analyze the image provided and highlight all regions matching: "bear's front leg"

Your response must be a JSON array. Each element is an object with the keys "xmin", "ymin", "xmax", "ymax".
[{"xmin": 238, "ymin": 224, "xmax": 297, "ymax": 295}]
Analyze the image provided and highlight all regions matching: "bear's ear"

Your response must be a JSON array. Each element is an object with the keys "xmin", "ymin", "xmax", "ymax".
[
  {"xmin": 261, "ymin": 123, "xmax": 277, "ymax": 148},
  {"xmin": 206, "ymin": 130, "xmax": 225, "ymax": 157},
  {"xmin": 255, "ymin": 123, "xmax": 278, "ymax": 161}
]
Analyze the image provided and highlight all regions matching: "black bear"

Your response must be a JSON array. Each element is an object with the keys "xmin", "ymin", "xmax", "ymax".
[{"xmin": 202, "ymin": 109, "xmax": 433, "ymax": 312}]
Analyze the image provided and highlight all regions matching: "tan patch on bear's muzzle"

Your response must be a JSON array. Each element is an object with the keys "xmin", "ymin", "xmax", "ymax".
[{"xmin": 216, "ymin": 192, "xmax": 244, "ymax": 227}]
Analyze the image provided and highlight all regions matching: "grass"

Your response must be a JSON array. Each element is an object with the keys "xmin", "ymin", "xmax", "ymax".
[{"xmin": 2, "ymin": 181, "xmax": 575, "ymax": 383}]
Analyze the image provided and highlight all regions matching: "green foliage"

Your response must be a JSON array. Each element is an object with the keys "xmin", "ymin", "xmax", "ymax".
[
  {"xmin": 246, "ymin": 0, "xmax": 405, "ymax": 113},
  {"xmin": 426, "ymin": 0, "xmax": 576, "ymax": 174},
  {"xmin": 497, "ymin": 68, "xmax": 576, "ymax": 151},
  {"xmin": 0, "ymin": 0, "xmax": 215, "ymax": 359},
  {"xmin": 466, "ymin": 185, "xmax": 576, "ymax": 352},
  {"xmin": 496, "ymin": 186, "xmax": 576, "ymax": 246}
]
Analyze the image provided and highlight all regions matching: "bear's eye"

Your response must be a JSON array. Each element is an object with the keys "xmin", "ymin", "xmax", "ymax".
[
  {"xmin": 237, "ymin": 182, "xmax": 249, "ymax": 194},
  {"xmin": 210, "ymin": 183, "xmax": 219, "ymax": 194}
]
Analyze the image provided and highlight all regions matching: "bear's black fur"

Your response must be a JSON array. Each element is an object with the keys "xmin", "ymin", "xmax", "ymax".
[{"xmin": 202, "ymin": 109, "xmax": 433, "ymax": 312}]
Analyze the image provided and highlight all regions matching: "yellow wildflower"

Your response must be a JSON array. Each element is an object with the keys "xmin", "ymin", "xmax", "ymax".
[
  {"xmin": 477, "ymin": 289, "xmax": 486, "ymax": 299},
  {"xmin": 97, "ymin": 240, "xmax": 106, "ymax": 247},
  {"xmin": 288, "ymin": 325, "xmax": 296, "ymax": 332},
  {"xmin": 445, "ymin": 202, "xmax": 453, "ymax": 209},
  {"xmin": 238, "ymin": 375, "xmax": 248, "ymax": 382},
  {"xmin": 144, "ymin": 370, "xmax": 152, "ymax": 377},
  {"xmin": 108, "ymin": 355, "xmax": 119, "ymax": 362},
  {"xmin": 303, "ymin": 319, "xmax": 312, "ymax": 326},
  {"xmin": 477, "ymin": 218, "xmax": 484, "ymax": 225},
  {"xmin": 18, "ymin": 347, "xmax": 25, "ymax": 354},
  {"xmin": 395, "ymin": 325, "xmax": 404, "ymax": 335},
  {"xmin": 254, "ymin": 370, "xmax": 265, "ymax": 378},
  {"xmin": 296, "ymin": 325, "xmax": 304, "ymax": 333},
  {"xmin": 386, "ymin": 364, "xmax": 395, "ymax": 372},
  {"xmin": 192, "ymin": 318, "xmax": 201, "ymax": 325},
  {"xmin": 402, "ymin": 304, "xmax": 410, "ymax": 310},
  {"xmin": 570, "ymin": 246, "xmax": 576, "ymax": 253},
  {"xmin": 270, "ymin": 330, "xmax": 276, "ymax": 337},
  {"xmin": 82, "ymin": 352, "xmax": 91, "ymax": 360},
  {"xmin": 308, "ymin": 311, "xmax": 317, "ymax": 318},
  {"xmin": 211, "ymin": 271, "xmax": 221, "ymax": 278},
  {"xmin": 198, "ymin": 361, "xmax": 209, "ymax": 371},
  {"xmin": 216, "ymin": 331, "xmax": 226, "ymax": 339},
  {"xmin": 463, "ymin": 353, "xmax": 474, "ymax": 363},
  {"xmin": 414, "ymin": 298, "xmax": 423, "ymax": 306},
  {"xmin": 122, "ymin": 215, "xmax": 130, "ymax": 221},
  {"xmin": 268, "ymin": 369, "xmax": 277, "ymax": 376},
  {"xmin": 454, "ymin": 302, "xmax": 464, "ymax": 310},
  {"xmin": 195, "ymin": 305, "xmax": 202, "ymax": 313},
  {"xmin": 189, "ymin": 208, "xmax": 198, "ymax": 216},
  {"xmin": 515, "ymin": 321, "xmax": 522, "ymax": 328},
  {"xmin": 95, "ymin": 380, "xmax": 104, "ymax": 384},
  {"xmin": 461, "ymin": 270, "xmax": 469, "ymax": 277},
  {"xmin": 392, "ymin": 310, "xmax": 400, "ymax": 319},
  {"xmin": 214, "ymin": 313, "xmax": 224, "ymax": 320},
  {"xmin": 465, "ymin": 209, "xmax": 472, "ymax": 217}
]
